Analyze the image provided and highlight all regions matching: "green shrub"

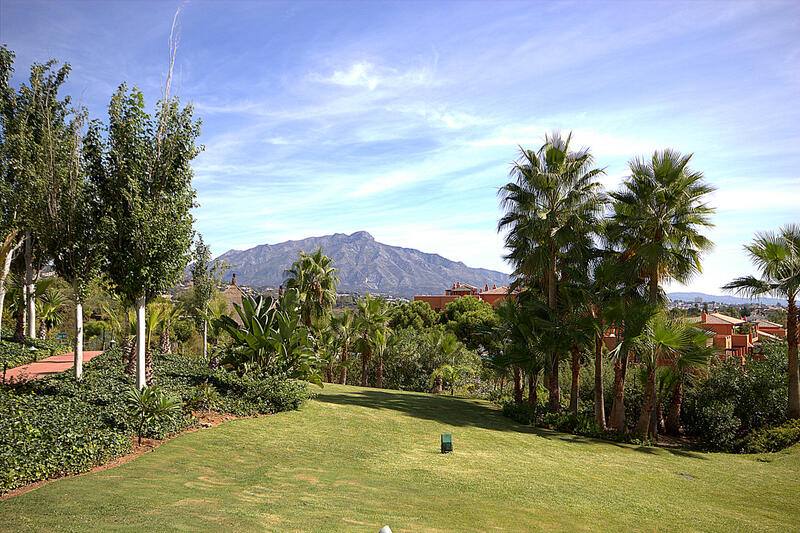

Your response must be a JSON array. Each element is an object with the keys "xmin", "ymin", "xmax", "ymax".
[
  {"xmin": 738, "ymin": 419, "xmax": 800, "ymax": 454},
  {"xmin": 682, "ymin": 344, "xmax": 787, "ymax": 450},
  {"xmin": 0, "ymin": 348, "xmax": 310, "ymax": 494}
]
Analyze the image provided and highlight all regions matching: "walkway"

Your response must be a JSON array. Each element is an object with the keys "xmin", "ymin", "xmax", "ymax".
[{"xmin": 3, "ymin": 350, "xmax": 104, "ymax": 383}]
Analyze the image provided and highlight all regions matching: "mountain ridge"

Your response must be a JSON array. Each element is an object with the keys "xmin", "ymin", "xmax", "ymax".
[{"xmin": 215, "ymin": 231, "xmax": 511, "ymax": 297}]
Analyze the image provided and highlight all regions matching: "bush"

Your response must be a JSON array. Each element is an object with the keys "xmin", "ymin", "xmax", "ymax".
[
  {"xmin": 682, "ymin": 344, "xmax": 787, "ymax": 450},
  {"xmin": 738, "ymin": 419, "xmax": 800, "ymax": 454},
  {"xmin": 0, "ymin": 348, "xmax": 310, "ymax": 493},
  {"xmin": 1, "ymin": 335, "xmax": 67, "ymax": 370},
  {"xmin": 500, "ymin": 399, "xmax": 651, "ymax": 445}
]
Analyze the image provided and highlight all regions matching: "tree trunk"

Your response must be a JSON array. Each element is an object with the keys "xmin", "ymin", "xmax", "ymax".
[
  {"xmin": 13, "ymin": 301, "xmax": 25, "ymax": 342},
  {"xmin": 434, "ymin": 375, "xmax": 443, "ymax": 394},
  {"xmin": 145, "ymin": 344, "xmax": 154, "ymax": 386},
  {"xmin": 135, "ymin": 295, "xmax": 146, "ymax": 389},
  {"xmin": 202, "ymin": 319, "xmax": 208, "ymax": 361},
  {"xmin": 74, "ymin": 301, "xmax": 83, "ymax": 380},
  {"xmin": 339, "ymin": 340, "xmax": 348, "ymax": 385},
  {"xmin": 361, "ymin": 344, "xmax": 371, "ymax": 387},
  {"xmin": 24, "ymin": 231, "xmax": 36, "ymax": 339},
  {"xmin": 0, "ymin": 232, "xmax": 22, "ymax": 336},
  {"xmin": 648, "ymin": 272, "xmax": 659, "ymax": 305},
  {"xmin": 549, "ymin": 354, "xmax": 561, "ymax": 411},
  {"xmin": 611, "ymin": 352, "xmax": 628, "ymax": 431},
  {"xmin": 636, "ymin": 367, "xmax": 656, "ymax": 436},
  {"xmin": 376, "ymin": 352, "xmax": 383, "ymax": 388},
  {"xmin": 528, "ymin": 372, "xmax": 537, "ymax": 405},
  {"xmin": 38, "ymin": 321, "xmax": 47, "ymax": 339},
  {"xmin": 787, "ymin": 296, "xmax": 799, "ymax": 419},
  {"xmin": 499, "ymin": 376, "xmax": 504, "ymax": 394},
  {"xmin": 123, "ymin": 337, "xmax": 136, "ymax": 375},
  {"xmin": 159, "ymin": 327, "xmax": 170, "ymax": 353},
  {"xmin": 594, "ymin": 334, "xmax": 606, "ymax": 428},
  {"xmin": 569, "ymin": 343, "xmax": 580, "ymax": 413},
  {"xmin": 325, "ymin": 366, "xmax": 333, "ymax": 383},
  {"xmin": 665, "ymin": 378, "xmax": 683, "ymax": 435},
  {"xmin": 513, "ymin": 366, "xmax": 523, "ymax": 404}
]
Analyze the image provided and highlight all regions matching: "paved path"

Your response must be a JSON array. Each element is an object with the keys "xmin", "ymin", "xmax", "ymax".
[{"xmin": 3, "ymin": 350, "xmax": 104, "ymax": 383}]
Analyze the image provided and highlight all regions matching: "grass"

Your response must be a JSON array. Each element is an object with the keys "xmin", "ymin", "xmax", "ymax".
[{"xmin": 1, "ymin": 384, "xmax": 798, "ymax": 532}]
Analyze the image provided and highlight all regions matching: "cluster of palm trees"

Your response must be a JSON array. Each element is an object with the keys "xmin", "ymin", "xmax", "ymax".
[
  {"xmin": 495, "ymin": 132, "xmax": 718, "ymax": 438},
  {"xmin": 283, "ymin": 248, "xmax": 470, "ymax": 393},
  {"xmin": 2, "ymin": 275, "xmax": 68, "ymax": 341}
]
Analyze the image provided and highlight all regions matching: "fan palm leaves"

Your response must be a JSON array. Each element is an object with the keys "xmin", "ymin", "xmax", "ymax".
[
  {"xmin": 608, "ymin": 149, "xmax": 715, "ymax": 304},
  {"xmin": 36, "ymin": 286, "xmax": 68, "ymax": 338},
  {"xmin": 498, "ymin": 131, "xmax": 606, "ymax": 410},
  {"xmin": 355, "ymin": 293, "xmax": 388, "ymax": 387},
  {"xmin": 332, "ymin": 309, "xmax": 357, "ymax": 384},
  {"xmin": 724, "ymin": 224, "xmax": 800, "ymax": 419},
  {"xmin": 284, "ymin": 247, "xmax": 339, "ymax": 326}
]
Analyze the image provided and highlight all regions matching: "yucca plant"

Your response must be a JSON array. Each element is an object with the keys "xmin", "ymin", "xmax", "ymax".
[{"xmin": 126, "ymin": 385, "xmax": 183, "ymax": 445}]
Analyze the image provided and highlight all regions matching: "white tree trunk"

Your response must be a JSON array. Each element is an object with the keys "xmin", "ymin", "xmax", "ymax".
[
  {"xmin": 136, "ymin": 295, "xmax": 146, "ymax": 389},
  {"xmin": 202, "ymin": 319, "xmax": 208, "ymax": 360},
  {"xmin": 24, "ymin": 232, "xmax": 36, "ymax": 339},
  {"xmin": 74, "ymin": 302, "xmax": 84, "ymax": 380},
  {"xmin": 0, "ymin": 233, "xmax": 21, "ymax": 335}
]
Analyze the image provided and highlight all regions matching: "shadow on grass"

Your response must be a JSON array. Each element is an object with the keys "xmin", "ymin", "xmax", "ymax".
[{"xmin": 315, "ymin": 388, "xmax": 708, "ymax": 459}]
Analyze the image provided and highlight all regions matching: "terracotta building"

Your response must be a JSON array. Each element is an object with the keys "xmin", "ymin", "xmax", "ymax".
[
  {"xmin": 690, "ymin": 311, "xmax": 787, "ymax": 361},
  {"xmin": 414, "ymin": 282, "xmax": 516, "ymax": 312}
]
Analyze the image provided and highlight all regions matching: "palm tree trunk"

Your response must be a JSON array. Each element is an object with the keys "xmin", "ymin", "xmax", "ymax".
[
  {"xmin": 13, "ymin": 302, "xmax": 25, "ymax": 342},
  {"xmin": 145, "ymin": 344, "xmax": 154, "ymax": 386},
  {"xmin": 38, "ymin": 321, "xmax": 47, "ymax": 339},
  {"xmin": 549, "ymin": 355, "xmax": 561, "ymax": 411},
  {"xmin": 513, "ymin": 365, "xmax": 523, "ymax": 404},
  {"xmin": 123, "ymin": 337, "xmax": 136, "ymax": 375},
  {"xmin": 377, "ymin": 352, "xmax": 383, "ymax": 388},
  {"xmin": 528, "ymin": 372, "xmax": 537, "ymax": 405},
  {"xmin": 547, "ymin": 258, "xmax": 561, "ymax": 411},
  {"xmin": 326, "ymin": 366, "xmax": 333, "ymax": 383},
  {"xmin": 74, "ymin": 301, "xmax": 83, "ymax": 380},
  {"xmin": 434, "ymin": 375, "xmax": 443, "ymax": 394},
  {"xmin": 569, "ymin": 343, "xmax": 580, "ymax": 413},
  {"xmin": 339, "ymin": 340, "xmax": 348, "ymax": 385},
  {"xmin": 159, "ymin": 328, "xmax": 170, "ymax": 353},
  {"xmin": 594, "ymin": 335, "xmax": 605, "ymax": 428},
  {"xmin": 636, "ymin": 367, "xmax": 656, "ymax": 436},
  {"xmin": 611, "ymin": 352, "xmax": 628, "ymax": 431},
  {"xmin": 787, "ymin": 296, "xmax": 799, "ymax": 419},
  {"xmin": 361, "ymin": 344, "xmax": 371, "ymax": 387},
  {"xmin": 666, "ymin": 378, "xmax": 683, "ymax": 435}
]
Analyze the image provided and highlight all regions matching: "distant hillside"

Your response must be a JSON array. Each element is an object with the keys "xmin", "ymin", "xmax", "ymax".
[
  {"xmin": 215, "ymin": 231, "xmax": 511, "ymax": 297},
  {"xmin": 667, "ymin": 292, "xmax": 787, "ymax": 306}
]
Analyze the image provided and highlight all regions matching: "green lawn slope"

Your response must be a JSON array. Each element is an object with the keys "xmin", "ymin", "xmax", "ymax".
[{"xmin": 1, "ymin": 384, "xmax": 798, "ymax": 532}]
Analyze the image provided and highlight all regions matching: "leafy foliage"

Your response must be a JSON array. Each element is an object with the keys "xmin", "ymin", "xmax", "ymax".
[{"xmin": 0, "ymin": 348, "xmax": 309, "ymax": 493}]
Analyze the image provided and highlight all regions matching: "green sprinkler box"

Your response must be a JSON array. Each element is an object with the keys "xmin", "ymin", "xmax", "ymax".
[{"xmin": 441, "ymin": 433, "xmax": 453, "ymax": 453}]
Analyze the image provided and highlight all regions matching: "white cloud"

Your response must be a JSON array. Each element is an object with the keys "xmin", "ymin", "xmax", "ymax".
[{"xmin": 310, "ymin": 60, "xmax": 437, "ymax": 91}]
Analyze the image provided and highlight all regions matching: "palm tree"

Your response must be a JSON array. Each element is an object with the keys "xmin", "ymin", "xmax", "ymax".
[
  {"xmin": 428, "ymin": 330, "xmax": 463, "ymax": 394},
  {"xmin": 632, "ymin": 314, "xmax": 710, "ymax": 437},
  {"xmin": 498, "ymin": 132, "xmax": 605, "ymax": 411},
  {"xmin": 157, "ymin": 301, "xmax": 181, "ymax": 354},
  {"xmin": 284, "ymin": 247, "xmax": 339, "ymax": 327},
  {"xmin": 724, "ymin": 224, "xmax": 800, "ymax": 419},
  {"xmin": 608, "ymin": 150, "xmax": 715, "ymax": 305},
  {"xmin": 36, "ymin": 286, "xmax": 68, "ymax": 339},
  {"xmin": 664, "ymin": 326, "xmax": 714, "ymax": 435},
  {"xmin": 332, "ymin": 310, "xmax": 356, "ymax": 384},
  {"xmin": 355, "ymin": 293, "xmax": 388, "ymax": 387}
]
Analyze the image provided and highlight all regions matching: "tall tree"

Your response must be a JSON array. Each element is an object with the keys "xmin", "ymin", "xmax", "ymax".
[
  {"xmin": 607, "ymin": 149, "xmax": 714, "ymax": 429},
  {"xmin": 355, "ymin": 293, "xmax": 388, "ymax": 387},
  {"xmin": 332, "ymin": 309, "xmax": 357, "ymax": 385},
  {"xmin": 498, "ymin": 132, "xmax": 605, "ymax": 411},
  {"xmin": 284, "ymin": 247, "xmax": 339, "ymax": 327},
  {"xmin": 0, "ymin": 47, "xmax": 73, "ymax": 339},
  {"xmin": 724, "ymin": 224, "xmax": 800, "ymax": 419},
  {"xmin": 85, "ymin": 84, "xmax": 200, "ymax": 388},
  {"xmin": 190, "ymin": 235, "xmax": 228, "ymax": 360}
]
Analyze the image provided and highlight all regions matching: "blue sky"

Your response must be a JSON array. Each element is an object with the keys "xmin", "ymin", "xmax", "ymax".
[{"xmin": 2, "ymin": 0, "xmax": 799, "ymax": 294}]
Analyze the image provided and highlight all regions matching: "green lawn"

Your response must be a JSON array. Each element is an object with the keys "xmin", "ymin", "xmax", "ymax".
[{"xmin": 2, "ymin": 384, "xmax": 798, "ymax": 532}]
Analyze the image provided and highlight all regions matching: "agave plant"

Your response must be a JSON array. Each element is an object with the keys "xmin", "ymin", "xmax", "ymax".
[{"xmin": 212, "ymin": 289, "xmax": 322, "ymax": 385}]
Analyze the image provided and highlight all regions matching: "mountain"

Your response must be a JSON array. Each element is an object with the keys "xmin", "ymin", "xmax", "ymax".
[
  {"xmin": 215, "ymin": 231, "xmax": 511, "ymax": 297},
  {"xmin": 667, "ymin": 292, "xmax": 787, "ymax": 306}
]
